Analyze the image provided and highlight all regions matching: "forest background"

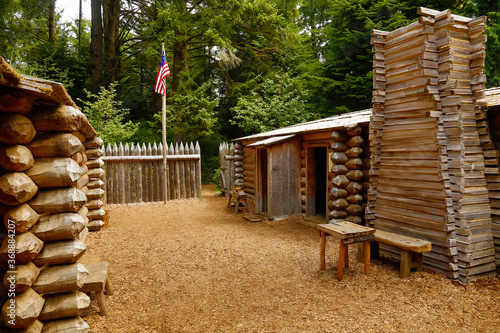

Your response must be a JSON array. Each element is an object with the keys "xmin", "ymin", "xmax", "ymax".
[{"xmin": 1, "ymin": 0, "xmax": 500, "ymax": 182}]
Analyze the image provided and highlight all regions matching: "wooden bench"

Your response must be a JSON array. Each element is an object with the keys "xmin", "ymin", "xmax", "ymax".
[
  {"xmin": 227, "ymin": 187, "xmax": 247, "ymax": 214},
  {"xmin": 318, "ymin": 222, "xmax": 375, "ymax": 281},
  {"xmin": 80, "ymin": 262, "xmax": 113, "ymax": 316},
  {"xmin": 372, "ymin": 230, "xmax": 432, "ymax": 278}
]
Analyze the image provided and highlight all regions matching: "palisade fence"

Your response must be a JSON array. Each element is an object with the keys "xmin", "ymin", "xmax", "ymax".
[
  {"xmin": 219, "ymin": 142, "xmax": 235, "ymax": 196},
  {"xmin": 102, "ymin": 141, "xmax": 202, "ymax": 204}
]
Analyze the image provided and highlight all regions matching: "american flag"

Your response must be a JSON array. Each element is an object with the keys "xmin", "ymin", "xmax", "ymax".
[{"xmin": 154, "ymin": 50, "xmax": 170, "ymax": 95}]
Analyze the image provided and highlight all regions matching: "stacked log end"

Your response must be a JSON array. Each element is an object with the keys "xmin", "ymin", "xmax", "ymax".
[
  {"xmin": 368, "ymin": 7, "xmax": 497, "ymax": 282},
  {"xmin": 329, "ymin": 128, "xmax": 365, "ymax": 224},
  {"xmin": 300, "ymin": 143, "xmax": 307, "ymax": 215},
  {"xmin": 233, "ymin": 143, "xmax": 245, "ymax": 191},
  {"xmin": 0, "ymin": 97, "xmax": 96, "ymax": 330},
  {"xmin": 84, "ymin": 138, "xmax": 106, "ymax": 232}
]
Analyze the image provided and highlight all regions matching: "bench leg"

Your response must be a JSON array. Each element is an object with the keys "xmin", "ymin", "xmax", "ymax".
[
  {"xmin": 337, "ymin": 240, "xmax": 346, "ymax": 281},
  {"xmin": 227, "ymin": 194, "xmax": 232, "ymax": 208},
  {"xmin": 415, "ymin": 253, "xmax": 424, "ymax": 272},
  {"xmin": 364, "ymin": 241, "xmax": 370, "ymax": 276},
  {"xmin": 344, "ymin": 244, "xmax": 349, "ymax": 269},
  {"xmin": 400, "ymin": 250, "xmax": 411, "ymax": 278},
  {"xmin": 105, "ymin": 277, "xmax": 114, "ymax": 296},
  {"xmin": 234, "ymin": 200, "xmax": 239, "ymax": 214},
  {"xmin": 320, "ymin": 231, "xmax": 326, "ymax": 270},
  {"xmin": 96, "ymin": 290, "xmax": 109, "ymax": 316}
]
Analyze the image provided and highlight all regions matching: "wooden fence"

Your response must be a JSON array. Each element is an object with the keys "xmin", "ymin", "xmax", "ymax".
[
  {"xmin": 102, "ymin": 142, "xmax": 202, "ymax": 204},
  {"xmin": 219, "ymin": 142, "xmax": 235, "ymax": 196}
]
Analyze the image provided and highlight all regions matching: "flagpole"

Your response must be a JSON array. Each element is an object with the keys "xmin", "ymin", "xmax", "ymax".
[{"xmin": 161, "ymin": 43, "xmax": 168, "ymax": 204}]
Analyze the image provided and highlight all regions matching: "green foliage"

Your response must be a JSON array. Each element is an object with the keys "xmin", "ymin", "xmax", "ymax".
[
  {"xmin": 79, "ymin": 83, "xmax": 139, "ymax": 144},
  {"xmin": 231, "ymin": 72, "xmax": 315, "ymax": 134},
  {"xmin": 152, "ymin": 82, "xmax": 218, "ymax": 142}
]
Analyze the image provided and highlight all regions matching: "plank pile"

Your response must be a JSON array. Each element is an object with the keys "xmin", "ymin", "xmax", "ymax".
[
  {"xmin": 0, "ymin": 95, "xmax": 100, "ymax": 329},
  {"xmin": 369, "ymin": 7, "xmax": 496, "ymax": 282},
  {"xmin": 328, "ymin": 127, "xmax": 367, "ymax": 224}
]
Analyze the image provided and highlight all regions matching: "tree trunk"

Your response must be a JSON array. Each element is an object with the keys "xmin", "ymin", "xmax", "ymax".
[
  {"xmin": 103, "ymin": 0, "xmax": 120, "ymax": 86},
  {"xmin": 26, "ymin": 133, "xmax": 83, "ymax": 159},
  {"xmin": 91, "ymin": 0, "xmax": 104, "ymax": 92},
  {"xmin": 30, "ymin": 212, "xmax": 86, "ymax": 242},
  {"xmin": 26, "ymin": 158, "xmax": 83, "ymax": 188},
  {"xmin": 48, "ymin": 0, "xmax": 56, "ymax": 43},
  {"xmin": 33, "ymin": 239, "xmax": 87, "ymax": 266},
  {"xmin": 29, "ymin": 186, "xmax": 87, "ymax": 214}
]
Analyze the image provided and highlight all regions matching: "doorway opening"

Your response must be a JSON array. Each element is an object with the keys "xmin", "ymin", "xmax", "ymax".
[
  {"xmin": 306, "ymin": 146, "xmax": 327, "ymax": 220},
  {"xmin": 257, "ymin": 148, "xmax": 268, "ymax": 214}
]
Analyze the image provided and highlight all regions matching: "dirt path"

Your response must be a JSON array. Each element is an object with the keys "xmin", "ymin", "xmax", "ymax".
[{"xmin": 82, "ymin": 186, "xmax": 500, "ymax": 332}]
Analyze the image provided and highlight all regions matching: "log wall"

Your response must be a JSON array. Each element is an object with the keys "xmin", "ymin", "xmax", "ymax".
[
  {"xmin": 103, "ymin": 141, "xmax": 202, "ymax": 204},
  {"xmin": 0, "ymin": 100, "xmax": 97, "ymax": 329},
  {"xmin": 369, "ymin": 7, "xmax": 496, "ymax": 282}
]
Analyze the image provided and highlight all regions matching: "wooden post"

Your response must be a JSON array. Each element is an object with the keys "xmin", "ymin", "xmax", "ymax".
[
  {"xmin": 161, "ymin": 43, "xmax": 168, "ymax": 204},
  {"xmin": 320, "ymin": 230, "xmax": 326, "ymax": 270}
]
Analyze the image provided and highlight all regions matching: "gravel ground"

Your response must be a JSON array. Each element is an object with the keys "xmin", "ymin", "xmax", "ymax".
[{"xmin": 81, "ymin": 185, "xmax": 500, "ymax": 333}]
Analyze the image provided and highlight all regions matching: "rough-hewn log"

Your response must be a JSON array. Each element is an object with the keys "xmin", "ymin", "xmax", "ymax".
[
  {"xmin": 2, "ymin": 288, "xmax": 45, "ymax": 328},
  {"xmin": 346, "ymin": 170, "xmax": 364, "ymax": 181},
  {"xmin": 329, "ymin": 198, "xmax": 349, "ymax": 210},
  {"xmin": 329, "ymin": 187, "xmax": 349, "ymax": 198},
  {"xmin": 86, "ymin": 168, "xmax": 104, "ymax": 179},
  {"xmin": 84, "ymin": 137, "xmax": 104, "ymax": 149},
  {"xmin": 346, "ymin": 136, "xmax": 364, "ymax": 147},
  {"xmin": 29, "ymin": 186, "xmax": 87, "ymax": 214},
  {"xmin": 75, "ymin": 173, "xmax": 89, "ymax": 190},
  {"xmin": 32, "ymin": 263, "xmax": 89, "ymax": 294},
  {"xmin": 84, "ymin": 148, "xmax": 104, "ymax": 159},
  {"xmin": 330, "ymin": 152, "xmax": 349, "ymax": 165},
  {"xmin": 346, "ymin": 126, "xmax": 362, "ymax": 136},
  {"xmin": 330, "ymin": 165, "xmax": 349, "ymax": 176},
  {"xmin": 71, "ymin": 151, "xmax": 86, "ymax": 166},
  {"xmin": 85, "ymin": 158, "xmax": 104, "ymax": 169},
  {"xmin": 345, "ymin": 158, "xmax": 363, "ymax": 170},
  {"xmin": 331, "ymin": 142, "xmax": 348, "ymax": 152},
  {"xmin": 345, "ymin": 147, "xmax": 363, "ymax": 158},
  {"xmin": 10, "ymin": 319, "xmax": 44, "ymax": 332},
  {"xmin": 87, "ymin": 209, "xmax": 105, "ymax": 220},
  {"xmin": 26, "ymin": 133, "xmax": 83, "ymax": 158},
  {"xmin": 85, "ymin": 199, "xmax": 103, "ymax": 210},
  {"xmin": 33, "ymin": 239, "xmax": 86, "ymax": 266},
  {"xmin": 39, "ymin": 291, "xmax": 90, "ymax": 321},
  {"xmin": 4, "ymin": 203, "xmax": 39, "ymax": 233},
  {"xmin": 86, "ymin": 179, "xmax": 104, "ymax": 190},
  {"xmin": 0, "ymin": 88, "xmax": 36, "ymax": 115},
  {"xmin": 346, "ymin": 204, "xmax": 363, "ymax": 216},
  {"xmin": 332, "ymin": 175, "xmax": 350, "ymax": 188},
  {"xmin": 329, "ymin": 210, "xmax": 348, "ymax": 219},
  {"xmin": 40, "ymin": 316, "xmax": 90, "ymax": 333},
  {"xmin": 28, "ymin": 105, "xmax": 97, "ymax": 139},
  {"xmin": 26, "ymin": 158, "xmax": 83, "ymax": 188},
  {"xmin": 30, "ymin": 213, "xmax": 86, "ymax": 242},
  {"xmin": 3, "ymin": 262, "xmax": 42, "ymax": 293},
  {"xmin": 345, "ymin": 215, "xmax": 363, "ymax": 224},
  {"xmin": 86, "ymin": 188, "xmax": 104, "ymax": 200},
  {"xmin": 331, "ymin": 131, "xmax": 347, "ymax": 142},
  {"xmin": 347, "ymin": 194, "xmax": 364, "ymax": 204},
  {"xmin": 0, "ymin": 232, "xmax": 44, "ymax": 265},
  {"xmin": 0, "ymin": 172, "xmax": 38, "ymax": 206},
  {"xmin": 87, "ymin": 220, "xmax": 104, "ymax": 231},
  {"xmin": 0, "ymin": 113, "xmax": 36, "ymax": 145},
  {"xmin": 0, "ymin": 145, "xmax": 34, "ymax": 171},
  {"xmin": 346, "ymin": 181, "xmax": 363, "ymax": 194}
]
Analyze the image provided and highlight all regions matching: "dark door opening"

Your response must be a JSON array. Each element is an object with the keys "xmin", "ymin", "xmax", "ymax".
[
  {"xmin": 314, "ymin": 147, "xmax": 327, "ymax": 217},
  {"xmin": 258, "ymin": 148, "xmax": 268, "ymax": 213},
  {"xmin": 306, "ymin": 146, "xmax": 327, "ymax": 219}
]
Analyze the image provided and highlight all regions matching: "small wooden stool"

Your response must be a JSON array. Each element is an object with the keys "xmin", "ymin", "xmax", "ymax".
[
  {"xmin": 318, "ymin": 222, "xmax": 375, "ymax": 281},
  {"xmin": 80, "ymin": 262, "xmax": 113, "ymax": 316},
  {"xmin": 227, "ymin": 188, "xmax": 247, "ymax": 214}
]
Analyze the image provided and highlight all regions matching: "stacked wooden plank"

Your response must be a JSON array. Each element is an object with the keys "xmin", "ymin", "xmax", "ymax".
[
  {"xmin": 233, "ymin": 143, "xmax": 245, "ymax": 190},
  {"xmin": 369, "ymin": 7, "xmax": 496, "ymax": 282},
  {"xmin": 0, "ymin": 102, "xmax": 96, "ymax": 330},
  {"xmin": 84, "ymin": 137, "xmax": 106, "ymax": 231},
  {"xmin": 329, "ymin": 127, "xmax": 365, "ymax": 224}
]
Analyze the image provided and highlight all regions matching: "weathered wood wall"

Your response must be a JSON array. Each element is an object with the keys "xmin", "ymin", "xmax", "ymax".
[{"xmin": 103, "ymin": 142, "xmax": 202, "ymax": 204}]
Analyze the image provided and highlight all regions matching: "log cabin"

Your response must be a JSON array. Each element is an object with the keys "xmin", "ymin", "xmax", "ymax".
[
  {"xmin": 232, "ymin": 109, "xmax": 371, "ymax": 223},
  {"xmin": 0, "ymin": 56, "xmax": 104, "ymax": 329}
]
